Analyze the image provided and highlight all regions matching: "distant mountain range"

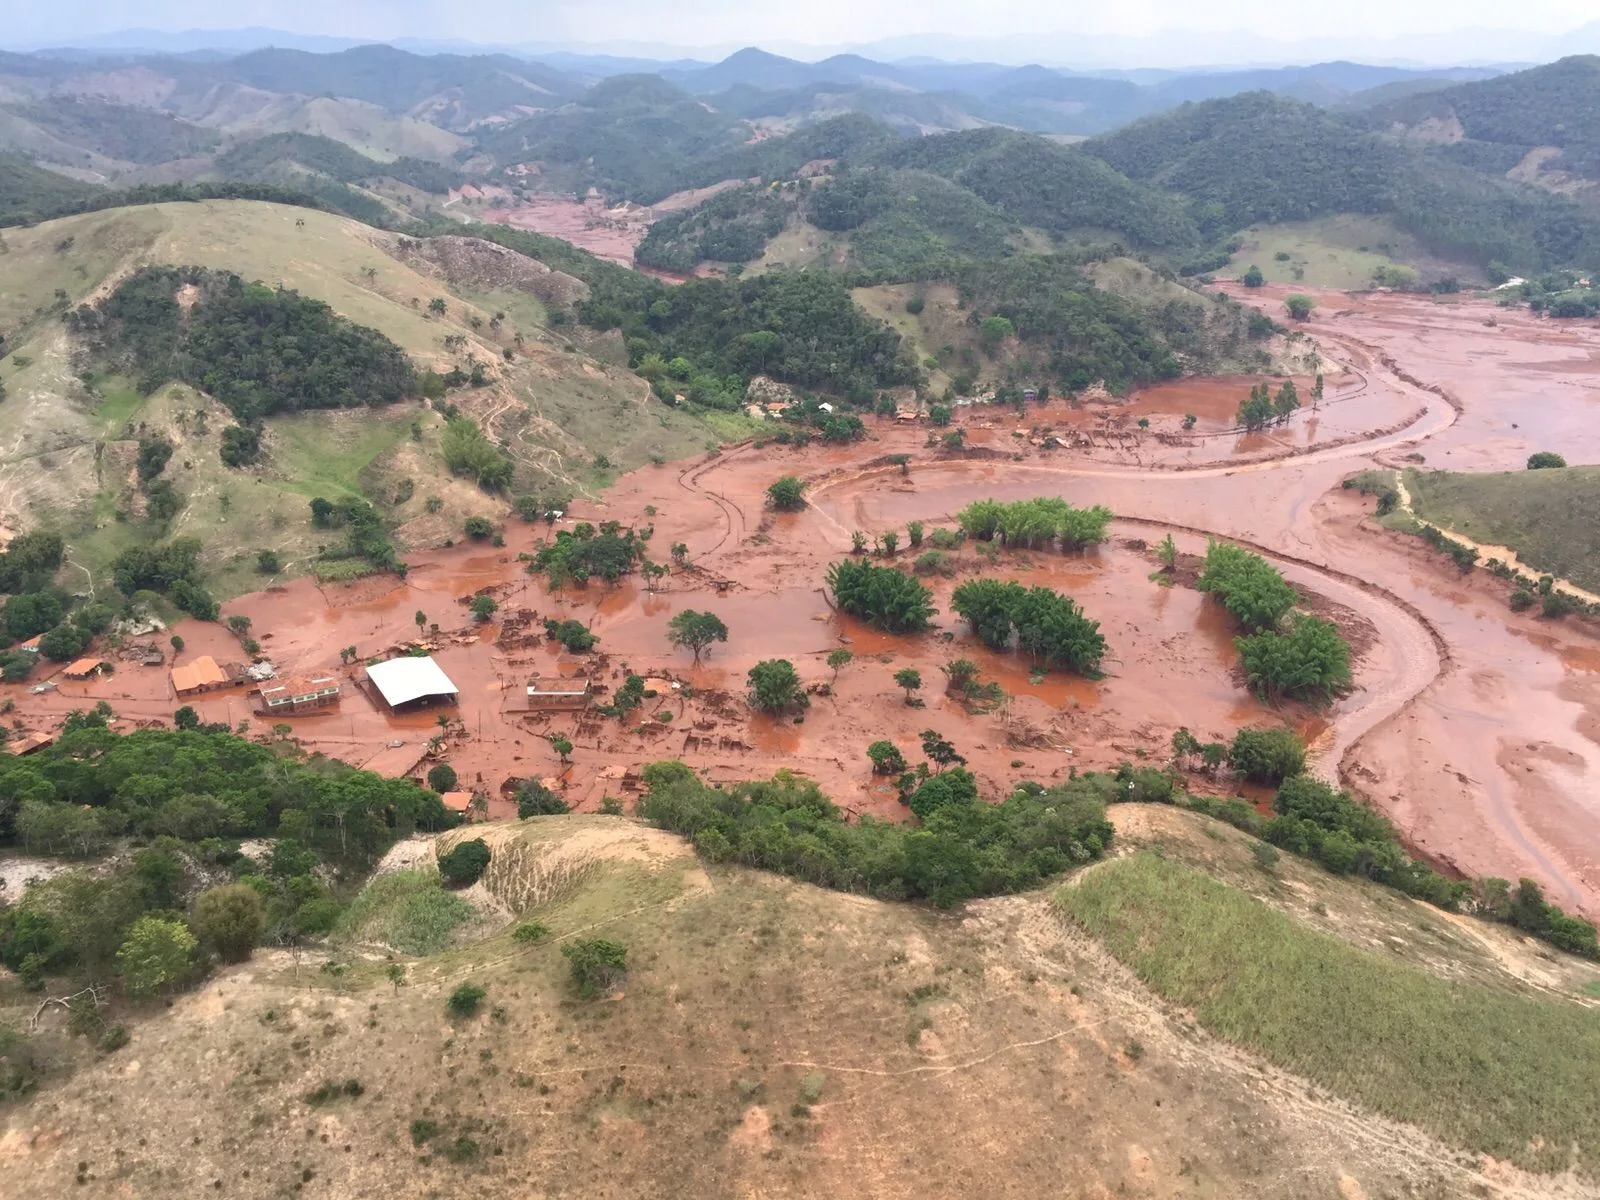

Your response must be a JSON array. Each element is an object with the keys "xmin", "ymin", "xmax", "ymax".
[{"xmin": 8, "ymin": 23, "xmax": 1600, "ymax": 70}]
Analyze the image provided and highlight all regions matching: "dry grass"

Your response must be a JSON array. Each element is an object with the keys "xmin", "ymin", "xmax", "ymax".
[
  {"xmin": 4, "ymin": 812, "xmax": 1593, "ymax": 1198},
  {"xmin": 1058, "ymin": 849, "xmax": 1600, "ymax": 1175}
]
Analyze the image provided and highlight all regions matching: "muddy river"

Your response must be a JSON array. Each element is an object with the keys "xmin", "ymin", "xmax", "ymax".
[{"xmin": 11, "ymin": 285, "xmax": 1600, "ymax": 915}]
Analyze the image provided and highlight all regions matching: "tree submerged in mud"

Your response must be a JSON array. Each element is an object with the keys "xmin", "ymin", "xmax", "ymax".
[{"xmin": 825, "ymin": 559, "xmax": 936, "ymax": 634}]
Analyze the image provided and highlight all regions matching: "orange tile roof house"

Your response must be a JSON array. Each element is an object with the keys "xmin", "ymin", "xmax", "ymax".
[
  {"xmin": 170, "ymin": 655, "xmax": 244, "ymax": 697},
  {"xmin": 256, "ymin": 676, "xmax": 341, "ymax": 715},
  {"xmin": 62, "ymin": 657, "xmax": 109, "ymax": 679}
]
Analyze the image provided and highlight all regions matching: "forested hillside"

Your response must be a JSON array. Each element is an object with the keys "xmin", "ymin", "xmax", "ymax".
[
  {"xmin": 74, "ymin": 265, "xmax": 418, "ymax": 418},
  {"xmin": 471, "ymin": 75, "xmax": 751, "ymax": 203},
  {"xmin": 1366, "ymin": 56, "xmax": 1600, "ymax": 182},
  {"xmin": 0, "ymin": 151, "xmax": 101, "ymax": 223},
  {"xmin": 876, "ymin": 129, "xmax": 1201, "ymax": 252},
  {"xmin": 1085, "ymin": 92, "xmax": 1600, "ymax": 270}
]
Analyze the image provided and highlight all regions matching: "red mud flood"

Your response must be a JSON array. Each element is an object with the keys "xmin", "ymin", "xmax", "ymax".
[
  {"xmin": 476, "ymin": 195, "xmax": 653, "ymax": 268},
  {"xmin": 11, "ymin": 282, "xmax": 1600, "ymax": 916}
]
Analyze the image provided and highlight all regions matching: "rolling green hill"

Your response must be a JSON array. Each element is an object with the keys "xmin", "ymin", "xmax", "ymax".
[
  {"xmin": 0, "ymin": 199, "xmax": 742, "ymax": 599},
  {"xmin": 0, "ymin": 151, "xmax": 102, "ymax": 223},
  {"xmin": 1366, "ymin": 55, "xmax": 1600, "ymax": 183},
  {"xmin": 875, "ymin": 128, "xmax": 1202, "ymax": 252},
  {"xmin": 1084, "ymin": 91, "xmax": 1600, "ymax": 272},
  {"xmin": 1405, "ymin": 465, "xmax": 1600, "ymax": 594},
  {"xmin": 473, "ymin": 74, "xmax": 751, "ymax": 204}
]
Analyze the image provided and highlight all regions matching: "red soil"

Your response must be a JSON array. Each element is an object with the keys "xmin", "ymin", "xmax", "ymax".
[{"xmin": 10, "ymin": 284, "xmax": 1600, "ymax": 916}]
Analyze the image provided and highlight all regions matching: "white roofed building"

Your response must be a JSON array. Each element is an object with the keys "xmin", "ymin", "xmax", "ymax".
[{"xmin": 364, "ymin": 656, "xmax": 460, "ymax": 712}]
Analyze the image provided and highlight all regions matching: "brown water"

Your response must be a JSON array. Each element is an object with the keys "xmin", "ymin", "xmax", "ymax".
[{"xmin": 11, "ymin": 285, "xmax": 1600, "ymax": 913}]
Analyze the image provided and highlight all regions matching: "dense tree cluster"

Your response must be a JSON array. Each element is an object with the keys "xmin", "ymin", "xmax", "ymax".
[
  {"xmin": 1196, "ymin": 539, "xmax": 1350, "ymax": 700},
  {"xmin": 531, "ymin": 521, "xmax": 647, "ymax": 588},
  {"xmin": 825, "ymin": 560, "xmax": 936, "ymax": 633},
  {"xmin": 635, "ymin": 184, "xmax": 792, "ymax": 272},
  {"xmin": 956, "ymin": 497, "xmax": 1113, "ymax": 551},
  {"xmin": 638, "ymin": 761, "xmax": 1114, "ymax": 909},
  {"xmin": 589, "ymin": 268, "xmax": 917, "ymax": 405},
  {"xmin": 111, "ymin": 536, "xmax": 219, "ymax": 620},
  {"xmin": 953, "ymin": 257, "xmax": 1195, "ymax": 391},
  {"xmin": 0, "ymin": 719, "xmax": 455, "ymax": 993},
  {"xmin": 949, "ymin": 578, "xmax": 1107, "ymax": 675},
  {"xmin": 73, "ymin": 266, "xmax": 417, "ymax": 419},
  {"xmin": 1196, "ymin": 539, "xmax": 1298, "ymax": 632},
  {"xmin": 307, "ymin": 496, "xmax": 402, "ymax": 575},
  {"xmin": 1235, "ymin": 380, "xmax": 1299, "ymax": 431}
]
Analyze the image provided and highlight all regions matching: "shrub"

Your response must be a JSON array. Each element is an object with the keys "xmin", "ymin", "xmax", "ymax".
[
  {"xmin": 562, "ymin": 937, "xmax": 628, "ymax": 999},
  {"xmin": 256, "ymin": 549, "xmax": 280, "ymax": 574},
  {"xmin": 1227, "ymin": 727, "xmax": 1307, "ymax": 784},
  {"xmin": 637, "ymin": 762, "xmax": 1113, "ymax": 910},
  {"xmin": 513, "ymin": 921, "xmax": 548, "ymax": 943},
  {"xmin": 438, "ymin": 838, "xmax": 491, "ymax": 887},
  {"xmin": 190, "ymin": 883, "xmax": 266, "ymax": 964},
  {"xmin": 825, "ymin": 560, "xmax": 935, "ymax": 633},
  {"xmin": 1197, "ymin": 539, "xmax": 1297, "ymax": 632},
  {"xmin": 767, "ymin": 476, "xmax": 807, "ymax": 511},
  {"xmin": 116, "ymin": 916, "xmax": 197, "ymax": 999},
  {"xmin": 427, "ymin": 764, "xmax": 458, "ymax": 793},
  {"xmin": 747, "ymin": 659, "xmax": 807, "ymax": 714},
  {"xmin": 469, "ymin": 595, "xmax": 498, "ymax": 621},
  {"xmin": 1509, "ymin": 588, "xmax": 1536, "ymax": 612},
  {"xmin": 516, "ymin": 780, "xmax": 570, "ymax": 817},
  {"xmin": 463, "ymin": 516, "xmax": 495, "ymax": 539},
  {"xmin": 867, "ymin": 740, "xmax": 908, "ymax": 775},
  {"xmin": 447, "ymin": 982, "xmax": 486, "ymax": 1017},
  {"xmin": 543, "ymin": 618, "xmax": 598, "ymax": 652},
  {"xmin": 1237, "ymin": 615, "xmax": 1352, "ymax": 701},
  {"xmin": 1526, "ymin": 452, "xmax": 1566, "ymax": 470},
  {"xmin": 905, "ymin": 296, "xmax": 925, "ymax": 315}
]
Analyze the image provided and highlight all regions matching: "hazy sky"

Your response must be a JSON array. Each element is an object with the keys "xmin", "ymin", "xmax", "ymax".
[{"xmin": 7, "ymin": 0, "xmax": 1596, "ymax": 53}]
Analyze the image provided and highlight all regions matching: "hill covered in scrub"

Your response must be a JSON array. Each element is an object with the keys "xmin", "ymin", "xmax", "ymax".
[
  {"xmin": 0, "ymin": 198, "xmax": 739, "ymax": 600},
  {"xmin": 4, "ymin": 795, "xmax": 1599, "ymax": 1199}
]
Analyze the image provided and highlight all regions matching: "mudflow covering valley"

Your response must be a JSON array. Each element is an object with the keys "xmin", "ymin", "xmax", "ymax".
[{"xmin": 6, "ymin": 247, "xmax": 1600, "ymax": 1200}]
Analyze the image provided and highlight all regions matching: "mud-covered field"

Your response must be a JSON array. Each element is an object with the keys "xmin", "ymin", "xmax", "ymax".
[{"xmin": 9, "ymin": 285, "xmax": 1600, "ymax": 915}]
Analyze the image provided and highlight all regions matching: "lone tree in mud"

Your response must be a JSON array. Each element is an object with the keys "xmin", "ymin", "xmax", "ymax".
[
  {"xmin": 747, "ymin": 658, "xmax": 808, "ymax": 714},
  {"xmin": 667, "ymin": 609, "xmax": 729, "ymax": 663},
  {"xmin": 1242, "ymin": 265, "xmax": 1265, "ymax": 288},
  {"xmin": 1285, "ymin": 294, "xmax": 1315, "ymax": 321},
  {"xmin": 767, "ymin": 475, "xmax": 807, "ymax": 511},
  {"xmin": 894, "ymin": 667, "xmax": 923, "ymax": 704},
  {"xmin": 827, "ymin": 647, "xmax": 854, "ymax": 682}
]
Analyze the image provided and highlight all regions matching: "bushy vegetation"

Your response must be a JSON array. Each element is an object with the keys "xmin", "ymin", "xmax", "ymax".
[
  {"xmin": 949, "ymin": 578, "xmax": 1107, "ymax": 675},
  {"xmin": 73, "ymin": 266, "xmax": 416, "ymax": 418},
  {"xmin": 530, "ymin": 521, "xmax": 647, "ymax": 588},
  {"xmin": 562, "ymin": 937, "xmax": 629, "ymax": 999},
  {"xmin": 438, "ymin": 838, "xmax": 491, "ymax": 887},
  {"xmin": 955, "ymin": 497, "xmax": 1112, "ymax": 551},
  {"xmin": 638, "ymin": 761, "xmax": 1114, "ymax": 909},
  {"xmin": 439, "ymin": 417, "xmax": 514, "ymax": 492},
  {"xmin": 1236, "ymin": 615, "xmax": 1352, "ymax": 701},
  {"xmin": 111, "ymin": 536, "xmax": 220, "ymax": 619},
  {"xmin": 824, "ymin": 560, "xmax": 936, "ymax": 633},
  {"xmin": 1195, "ymin": 539, "xmax": 1297, "ymax": 632},
  {"xmin": 0, "ymin": 719, "xmax": 454, "ymax": 993},
  {"xmin": 307, "ymin": 495, "xmax": 403, "ymax": 575},
  {"xmin": 336, "ymin": 870, "xmax": 474, "ymax": 955},
  {"xmin": 746, "ymin": 659, "xmax": 808, "ymax": 714},
  {"xmin": 1226, "ymin": 726, "xmax": 1307, "ymax": 784},
  {"xmin": 589, "ymin": 269, "xmax": 917, "ymax": 406}
]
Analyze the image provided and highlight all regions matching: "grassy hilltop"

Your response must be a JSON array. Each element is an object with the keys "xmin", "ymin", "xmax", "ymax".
[
  {"xmin": 5, "ymin": 804, "xmax": 1599, "ymax": 1197},
  {"xmin": 0, "ymin": 198, "xmax": 740, "ymax": 598}
]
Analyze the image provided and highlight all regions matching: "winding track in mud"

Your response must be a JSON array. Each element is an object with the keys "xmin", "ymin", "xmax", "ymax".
[{"xmin": 674, "ymin": 320, "xmax": 1502, "ymax": 881}]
